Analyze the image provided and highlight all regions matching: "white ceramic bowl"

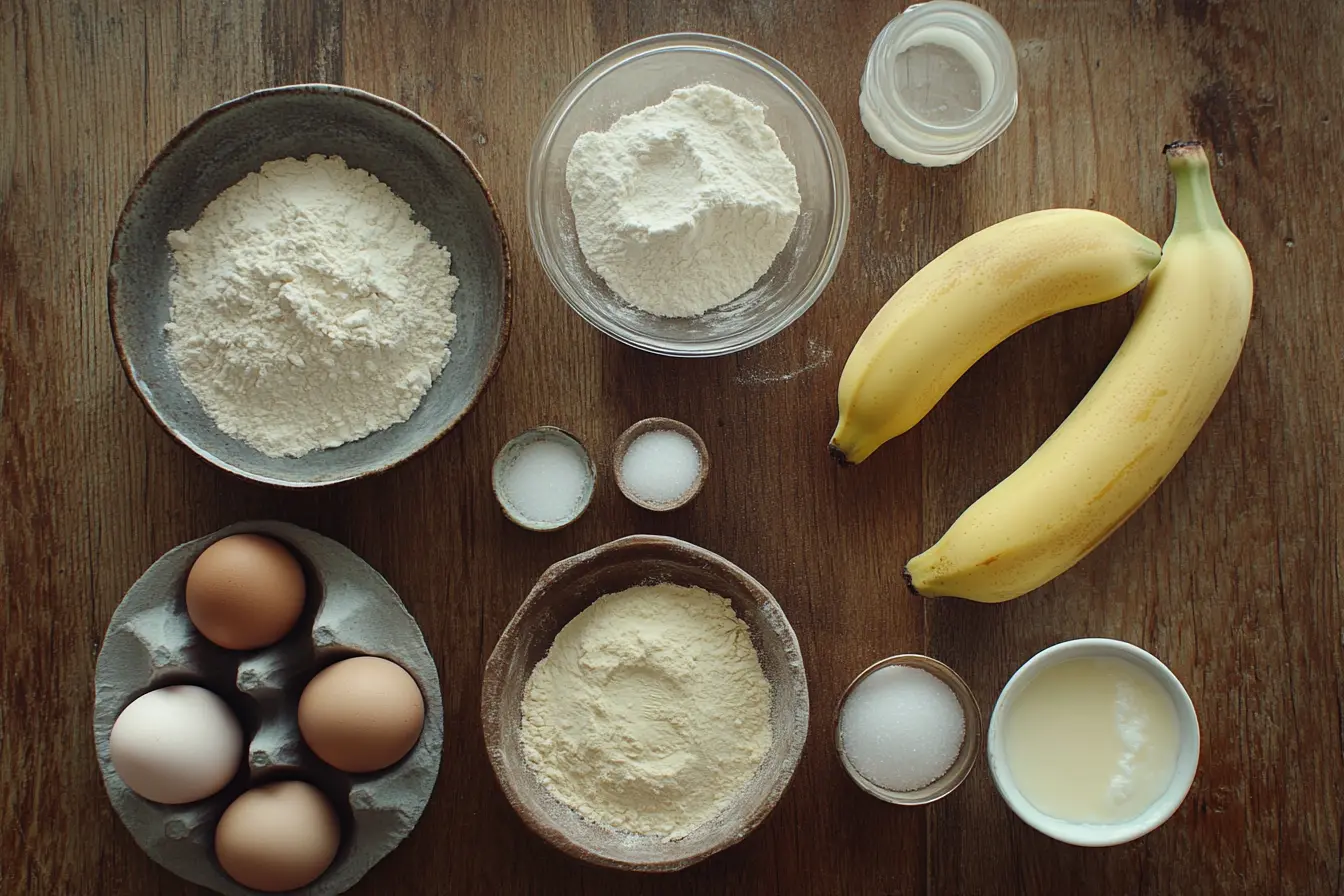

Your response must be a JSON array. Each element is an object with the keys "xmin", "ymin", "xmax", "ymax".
[
  {"xmin": 986, "ymin": 638, "xmax": 1200, "ymax": 847},
  {"xmin": 527, "ymin": 33, "xmax": 850, "ymax": 357}
]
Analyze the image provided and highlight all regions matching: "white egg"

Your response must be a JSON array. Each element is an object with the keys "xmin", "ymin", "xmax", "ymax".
[{"xmin": 109, "ymin": 685, "xmax": 243, "ymax": 804}]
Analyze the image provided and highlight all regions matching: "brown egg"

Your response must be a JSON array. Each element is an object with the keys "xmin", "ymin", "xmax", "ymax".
[
  {"xmin": 214, "ymin": 780, "xmax": 340, "ymax": 892},
  {"xmin": 186, "ymin": 534, "xmax": 306, "ymax": 650},
  {"xmin": 299, "ymin": 656, "xmax": 426, "ymax": 773}
]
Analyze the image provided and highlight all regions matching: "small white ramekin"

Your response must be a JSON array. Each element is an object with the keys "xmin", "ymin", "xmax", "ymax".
[
  {"xmin": 491, "ymin": 426, "xmax": 596, "ymax": 532},
  {"xmin": 986, "ymin": 638, "xmax": 1200, "ymax": 847}
]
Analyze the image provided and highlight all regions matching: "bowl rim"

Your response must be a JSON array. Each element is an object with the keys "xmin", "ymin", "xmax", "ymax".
[
  {"xmin": 107, "ymin": 82, "xmax": 513, "ymax": 489},
  {"xmin": 985, "ymin": 637, "xmax": 1201, "ymax": 847},
  {"xmin": 479, "ymin": 533, "xmax": 810, "ymax": 872},
  {"xmin": 526, "ymin": 32, "xmax": 851, "ymax": 358}
]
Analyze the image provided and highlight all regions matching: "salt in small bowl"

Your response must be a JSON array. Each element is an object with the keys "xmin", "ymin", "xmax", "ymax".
[
  {"xmin": 492, "ymin": 426, "xmax": 596, "ymax": 532},
  {"xmin": 835, "ymin": 654, "xmax": 981, "ymax": 806},
  {"xmin": 611, "ymin": 417, "xmax": 709, "ymax": 511}
]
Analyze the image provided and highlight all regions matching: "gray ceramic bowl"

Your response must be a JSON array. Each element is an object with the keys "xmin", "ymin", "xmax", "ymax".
[{"xmin": 109, "ymin": 84, "xmax": 511, "ymax": 487}]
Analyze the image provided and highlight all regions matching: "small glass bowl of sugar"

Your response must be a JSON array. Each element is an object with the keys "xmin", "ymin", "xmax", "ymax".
[{"xmin": 836, "ymin": 654, "xmax": 982, "ymax": 805}]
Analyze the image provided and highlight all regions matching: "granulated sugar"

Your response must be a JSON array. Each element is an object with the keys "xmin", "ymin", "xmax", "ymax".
[
  {"xmin": 839, "ymin": 664, "xmax": 965, "ymax": 792},
  {"xmin": 620, "ymin": 429, "xmax": 701, "ymax": 505}
]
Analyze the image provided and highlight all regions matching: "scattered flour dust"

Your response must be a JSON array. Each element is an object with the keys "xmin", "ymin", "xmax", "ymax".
[
  {"xmin": 734, "ymin": 337, "xmax": 835, "ymax": 385},
  {"xmin": 164, "ymin": 154, "xmax": 459, "ymax": 458},
  {"xmin": 519, "ymin": 583, "xmax": 773, "ymax": 839},
  {"xmin": 565, "ymin": 84, "xmax": 800, "ymax": 318}
]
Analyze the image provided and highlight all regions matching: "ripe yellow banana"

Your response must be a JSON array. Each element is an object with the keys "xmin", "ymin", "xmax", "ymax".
[
  {"xmin": 830, "ymin": 209, "xmax": 1162, "ymax": 464},
  {"xmin": 906, "ymin": 143, "xmax": 1253, "ymax": 602}
]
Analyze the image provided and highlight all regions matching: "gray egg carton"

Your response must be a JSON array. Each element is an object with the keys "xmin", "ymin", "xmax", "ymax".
[{"xmin": 93, "ymin": 521, "xmax": 444, "ymax": 896}]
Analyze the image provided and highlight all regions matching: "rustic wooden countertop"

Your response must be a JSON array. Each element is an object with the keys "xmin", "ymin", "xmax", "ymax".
[{"xmin": 2, "ymin": 1, "xmax": 1341, "ymax": 893}]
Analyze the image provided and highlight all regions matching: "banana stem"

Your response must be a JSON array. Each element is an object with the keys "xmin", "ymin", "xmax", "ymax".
[{"xmin": 1164, "ymin": 141, "xmax": 1228, "ymax": 235}]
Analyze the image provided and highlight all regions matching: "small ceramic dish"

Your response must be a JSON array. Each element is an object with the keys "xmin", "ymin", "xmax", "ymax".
[
  {"xmin": 109, "ymin": 84, "xmax": 511, "ymax": 488},
  {"xmin": 480, "ymin": 535, "xmax": 809, "ymax": 872},
  {"xmin": 491, "ymin": 426, "xmax": 596, "ymax": 531},
  {"xmin": 986, "ymin": 638, "xmax": 1200, "ymax": 847},
  {"xmin": 93, "ymin": 521, "xmax": 444, "ymax": 895},
  {"xmin": 835, "ymin": 654, "xmax": 981, "ymax": 805},
  {"xmin": 611, "ymin": 417, "xmax": 709, "ymax": 511}
]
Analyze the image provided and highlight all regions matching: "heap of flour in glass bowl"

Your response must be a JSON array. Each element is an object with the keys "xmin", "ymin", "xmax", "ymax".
[{"xmin": 564, "ymin": 84, "xmax": 801, "ymax": 320}]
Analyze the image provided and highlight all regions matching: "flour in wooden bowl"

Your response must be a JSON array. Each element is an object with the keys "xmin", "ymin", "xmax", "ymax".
[{"xmin": 519, "ymin": 583, "xmax": 773, "ymax": 840}]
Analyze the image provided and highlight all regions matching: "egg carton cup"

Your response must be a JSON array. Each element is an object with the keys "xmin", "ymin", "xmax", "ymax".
[{"xmin": 93, "ymin": 521, "xmax": 444, "ymax": 896}]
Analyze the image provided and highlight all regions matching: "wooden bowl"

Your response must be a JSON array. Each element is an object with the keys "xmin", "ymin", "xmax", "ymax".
[
  {"xmin": 611, "ymin": 418, "xmax": 709, "ymax": 511},
  {"xmin": 481, "ymin": 535, "xmax": 809, "ymax": 872}
]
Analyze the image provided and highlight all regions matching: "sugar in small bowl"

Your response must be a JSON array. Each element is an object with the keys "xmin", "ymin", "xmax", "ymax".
[
  {"xmin": 836, "ymin": 654, "xmax": 981, "ymax": 805},
  {"xmin": 613, "ymin": 417, "xmax": 709, "ymax": 511}
]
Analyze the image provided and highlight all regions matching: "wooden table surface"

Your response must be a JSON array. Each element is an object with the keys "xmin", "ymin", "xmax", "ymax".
[{"xmin": 3, "ymin": 1, "xmax": 1342, "ymax": 893}]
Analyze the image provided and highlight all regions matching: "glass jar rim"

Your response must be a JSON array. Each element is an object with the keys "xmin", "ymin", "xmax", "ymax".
[{"xmin": 862, "ymin": 0, "xmax": 1019, "ymax": 156}]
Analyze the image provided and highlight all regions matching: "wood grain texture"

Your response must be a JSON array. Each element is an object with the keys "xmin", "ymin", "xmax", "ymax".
[{"xmin": 2, "ymin": 1, "xmax": 1341, "ymax": 894}]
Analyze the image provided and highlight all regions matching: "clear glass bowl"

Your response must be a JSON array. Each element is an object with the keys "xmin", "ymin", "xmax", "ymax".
[
  {"xmin": 528, "ymin": 33, "xmax": 850, "ymax": 357},
  {"xmin": 835, "ymin": 654, "xmax": 982, "ymax": 806}
]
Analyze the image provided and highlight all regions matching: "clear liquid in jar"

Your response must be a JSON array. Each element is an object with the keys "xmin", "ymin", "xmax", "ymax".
[{"xmin": 892, "ymin": 42, "xmax": 983, "ymax": 125}]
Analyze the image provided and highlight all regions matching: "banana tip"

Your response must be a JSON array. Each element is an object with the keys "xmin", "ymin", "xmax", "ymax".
[
  {"xmin": 902, "ymin": 568, "xmax": 922, "ymax": 597},
  {"xmin": 829, "ymin": 443, "xmax": 853, "ymax": 467}
]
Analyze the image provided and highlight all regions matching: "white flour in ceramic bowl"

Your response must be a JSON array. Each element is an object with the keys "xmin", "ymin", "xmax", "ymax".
[{"xmin": 165, "ymin": 154, "xmax": 459, "ymax": 458}]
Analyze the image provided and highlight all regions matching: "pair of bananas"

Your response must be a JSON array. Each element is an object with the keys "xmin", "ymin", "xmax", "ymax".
[{"xmin": 831, "ymin": 143, "xmax": 1253, "ymax": 603}]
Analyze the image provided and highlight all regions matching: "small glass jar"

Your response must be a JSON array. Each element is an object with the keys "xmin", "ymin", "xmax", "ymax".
[
  {"xmin": 835, "ymin": 654, "xmax": 981, "ymax": 805},
  {"xmin": 860, "ymin": 0, "xmax": 1018, "ymax": 166}
]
